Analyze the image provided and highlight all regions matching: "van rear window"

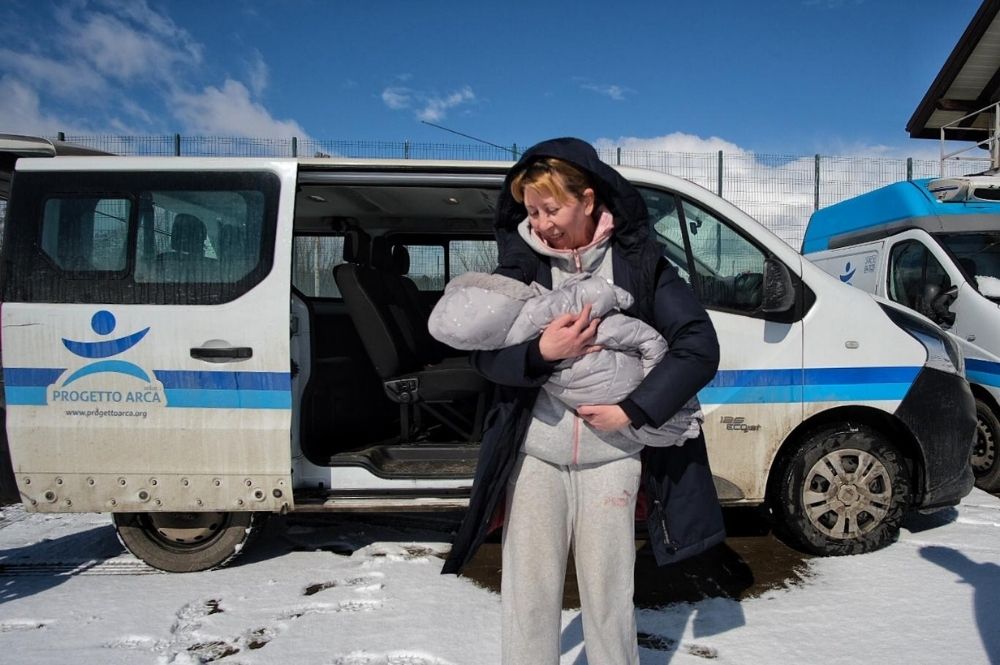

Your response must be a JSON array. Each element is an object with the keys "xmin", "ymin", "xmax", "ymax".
[
  {"xmin": 41, "ymin": 197, "xmax": 130, "ymax": 272},
  {"xmin": 2, "ymin": 170, "xmax": 279, "ymax": 305}
]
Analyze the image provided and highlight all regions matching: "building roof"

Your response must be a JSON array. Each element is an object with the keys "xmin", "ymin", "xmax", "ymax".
[{"xmin": 907, "ymin": 0, "xmax": 1000, "ymax": 140}]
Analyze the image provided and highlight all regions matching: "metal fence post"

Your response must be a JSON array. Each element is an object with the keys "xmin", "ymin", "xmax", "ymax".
[
  {"xmin": 814, "ymin": 154, "xmax": 821, "ymax": 211},
  {"xmin": 512, "ymin": 143, "xmax": 519, "ymax": 159},
  {"xmin": 404, "ymin": 141, "xmax": 410, "ymax": 159},
  {"xmin": 292, "ymin": 136, "xmax": 298, "ymax": 158},
  {"xmin": 717, "ymin": 150, "xmax": 724, "ymax": 197},
  {"xmin": 906, "ymin": 157, "xmax": 913, "ymax": 181},
  {"xmin": 617, "ymin": 147, "xmax": 622, "ymax": 166},
  {"xmin": 174, "ymin": 133, "xmax": 181, "ymax": 156}
]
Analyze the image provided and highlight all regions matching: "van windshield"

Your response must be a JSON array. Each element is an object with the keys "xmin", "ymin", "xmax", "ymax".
[{"xmin": 936, "ymin": 231, "xmax": 1000, "ymax": 302}]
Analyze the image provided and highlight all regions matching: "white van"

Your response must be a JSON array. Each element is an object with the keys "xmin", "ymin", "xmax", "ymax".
[
  {"xmin": 0, "ymin": 136, "xmax": 976, "ymax": 571},
  {"xmin": 803, "ymin": 175, "xmax": 1000, "ymax": 492}
]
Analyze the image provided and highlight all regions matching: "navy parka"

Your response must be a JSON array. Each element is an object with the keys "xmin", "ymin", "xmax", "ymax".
[{"xmin": 441, "ymin": 138, "xmax": 725, "ymax": 575}]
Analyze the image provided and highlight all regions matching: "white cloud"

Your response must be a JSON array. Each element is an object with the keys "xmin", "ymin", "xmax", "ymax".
[
  {"xmin": 416, "ymin": 87, "xmax": 475, "ymax": 122},
  {"xmin": 593, "ymin": 132, "xmax": 966, "ymax": 248},
  {"xmin": 0, "ymin": 2, "xmax": 308, "ymax": 137},
  {"xmin": 382, "ymin": 83, "xmax": 476, "ymax": 122},
  {"xmin": 581, "ymin": 83, "xmax": 632, "ymax": 101},
  {"xmin": 0, "ymin": 75, "xmax": 75, "ymax": 135},
  {"xmin": 247, "ymin": 50, "xmax": 269, "ymax": 97},
  {"xmin": 382, "ymin": 86, "xmax": 411, "ymax": 110},
  {"xmin": 0, "ymin": 49, "xmax": 107, "ymax": 97},
  {"xmin": 171, "ymin": 79, "xmax": 308, "ymax": 138},
  {"xmin": 64, "ymin": 6, "xmax": 200, "ymax": 82}
]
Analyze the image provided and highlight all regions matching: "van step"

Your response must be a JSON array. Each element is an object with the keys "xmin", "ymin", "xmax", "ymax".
[
  {"xmin": 293, "ymin": 487, "xmax": 470, "ymax": 513},
  {"xmin": 329, "ymin": 443, "xmax": 479, "ymax": 480}
]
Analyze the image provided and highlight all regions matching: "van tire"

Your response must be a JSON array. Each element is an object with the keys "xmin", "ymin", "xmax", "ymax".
[
  {"xmin": 113, "ymin": 511, "xmax": 265, "ymax": 573},
  {"xmin": 773, "ymin": 423, "xmax": 911, "ymax": 556},
  {"xmin": 973, "ymin": 399, "xmax": 1000, "ymax": 492}
]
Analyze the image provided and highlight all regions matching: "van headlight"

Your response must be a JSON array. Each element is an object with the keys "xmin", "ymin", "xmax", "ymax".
[{"xmin": 878, "ymin": 304, "xmax": 964, "ymax": 375}]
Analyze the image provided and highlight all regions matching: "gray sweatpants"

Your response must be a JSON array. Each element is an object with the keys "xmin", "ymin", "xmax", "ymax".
[{"xmin": 501, "ymin": 452, "xmax": 642, "ymax": 665}]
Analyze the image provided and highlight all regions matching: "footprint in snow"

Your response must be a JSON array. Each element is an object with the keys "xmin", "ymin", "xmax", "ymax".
[
  {"xmin": 0, "ymin": 620, "xmax": 48, "ymax": 632},
  {"xmin": 103, "ymin": 635, "xmax": 163, "ymax": 650},
  {"xmin": 329, "ymin": 652, "xmax": 454, "ymax": 665},
  {"xmin": 685, "ymin": 643, "xmax": 719, "ymax": 659},
  {"xmin": 637, "ymin": 631, "xmax": 676, "ymax": 651},
  {"xmin": 170, "ymin": 598, "xmax": 224, "ymax": 637},
  {"xmin": 363, "ymin": 544, "xmax": 448, "ymax": 564},
  {"xmin": 281, "ymin": 599, "xmax": 383, "ymax": 619},
  {"xmin": 304, "ymin": 574, "xmax": 386, "ymax": 596}
]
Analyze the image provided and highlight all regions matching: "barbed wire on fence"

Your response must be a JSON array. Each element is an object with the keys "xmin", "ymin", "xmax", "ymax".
[{"xmin": 0, "ymin": 134, "xmax": 990, "ymax": 250}]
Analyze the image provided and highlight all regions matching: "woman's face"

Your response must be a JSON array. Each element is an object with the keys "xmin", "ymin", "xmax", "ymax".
[{"xmin": 523, "ymin": 185, "xmax": 596, "ymax": 250}]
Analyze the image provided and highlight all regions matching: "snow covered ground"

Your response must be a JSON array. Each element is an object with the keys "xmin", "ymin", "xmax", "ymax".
[{"xmin": 0, "ymin": 490, "xmax": 997, "ymax": 665}]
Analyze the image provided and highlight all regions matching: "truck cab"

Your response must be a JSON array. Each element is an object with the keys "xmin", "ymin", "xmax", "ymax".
[{"xmin": 804, "ymin": 175, "xmax": 1000, "ymax": 491}]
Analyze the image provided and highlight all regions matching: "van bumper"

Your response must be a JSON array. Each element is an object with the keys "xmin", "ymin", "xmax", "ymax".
[{"xmin": 895, "ymin": 368, "xmax": 976, "ymax": 509}]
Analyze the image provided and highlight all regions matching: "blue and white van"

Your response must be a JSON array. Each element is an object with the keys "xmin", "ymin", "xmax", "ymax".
[
  {"xmin": 804, "ymin": 175, "xmax": 1000, "ymax": 492},
  {"xmin": 0, "ymin": 136, "xmax": 976, "ymax": 571}
]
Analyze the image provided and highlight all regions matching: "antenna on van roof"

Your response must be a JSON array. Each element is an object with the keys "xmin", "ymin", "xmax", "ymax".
[{"xmin": 420, "ymin": 121, "xmax": 518, "ymax": 157}]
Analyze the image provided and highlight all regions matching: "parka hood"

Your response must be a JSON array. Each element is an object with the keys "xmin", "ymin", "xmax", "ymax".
[{"xmin": 496, "ymin": 137, "xmax": 652, "ymax": 265}]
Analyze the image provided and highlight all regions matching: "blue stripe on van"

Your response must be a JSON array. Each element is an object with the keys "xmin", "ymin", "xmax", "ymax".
[
  {"xmin": 966, "ymin": 358, "xmax": 1000, "ymax": 388},
  {"xmin": 2, "ymin": 367, "xmax": 291, "ymax": 409},
  {"xmin": 698, "ymin": 366, "xmax": 920, "ymax": 404},
  {"xmin": 4, "ymin": 368, "xmax": 66, "ymax": 386},
  {"xmin": 152, "ymin": 370, "xmax": 291, "ymax": 391},
  {"xmin": 162, "ymin": 389, "xmax": 291, "ymax": 409}
]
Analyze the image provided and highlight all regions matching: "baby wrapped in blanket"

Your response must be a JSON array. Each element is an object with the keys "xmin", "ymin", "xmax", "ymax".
[{"xmin": 428, "ymin": 272, "xmax": 703, "ymax": 447}]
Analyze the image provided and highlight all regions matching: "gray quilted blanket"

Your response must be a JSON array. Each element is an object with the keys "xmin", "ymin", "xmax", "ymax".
[{"xmin": 428, "ymin": 272, "xmax": 702, "ymax": 447}]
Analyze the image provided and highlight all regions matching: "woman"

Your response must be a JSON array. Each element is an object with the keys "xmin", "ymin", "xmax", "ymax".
[{"xmin": 442, "ymin": 137, "xmax": 724, "ymax": 665}]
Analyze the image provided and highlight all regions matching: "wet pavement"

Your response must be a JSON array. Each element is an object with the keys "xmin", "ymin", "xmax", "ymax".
[{"xmin": 459, "ymin": 507, "xmax": 813, "ymax": 609}]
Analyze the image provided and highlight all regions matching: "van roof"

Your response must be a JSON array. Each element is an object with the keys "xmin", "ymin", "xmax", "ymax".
[{"xmin": 802, "ymin": 177, "xmax": 1000, "ymax": 253}]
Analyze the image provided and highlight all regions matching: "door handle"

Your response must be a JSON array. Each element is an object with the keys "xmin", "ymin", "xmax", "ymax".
[{"xmin": 190, "ymin": 346, "xmax": 253, "ymax": 361}]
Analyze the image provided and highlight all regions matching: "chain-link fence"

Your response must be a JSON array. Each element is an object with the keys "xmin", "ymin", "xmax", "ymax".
[{"xmin": 0, "ymin": 135, "xmax": 991, "ymax": 250}]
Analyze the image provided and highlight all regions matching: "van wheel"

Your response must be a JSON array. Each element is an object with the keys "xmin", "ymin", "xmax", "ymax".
[
  {"xmin": 972, "ymin": 399, "xmax": 1000, "ymax": 492},
  {"xmin": 113, "ymin": 511, "xmax": 265, "ymax": 573},
  {"xmin": 773, "ymin": 424, "xmax": 911, "ymax": 556}
]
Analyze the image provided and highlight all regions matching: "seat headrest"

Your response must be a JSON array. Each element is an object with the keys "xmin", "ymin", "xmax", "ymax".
[
  {"xmin": 343, "ymin": 229, "xmax": 371, "ymax": 265},
  {"xmin": 390, "ymin": 244, "xmax": 410, "ymax": 275},
  {"xmin": 370, "ymin": 236, "xmax": 393, "ymax": 272},
  {"xmin": 172, "ymin": 214, "xmax": 207, "ymax": 254}
]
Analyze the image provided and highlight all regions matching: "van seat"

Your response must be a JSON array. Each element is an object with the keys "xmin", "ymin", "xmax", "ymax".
[{"xmin": 334, "ymin": 230, "xmax": 487, "ymax": 442}]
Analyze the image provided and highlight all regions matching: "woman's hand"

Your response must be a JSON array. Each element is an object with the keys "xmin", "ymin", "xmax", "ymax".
[
  {"xmin": 577, "ymin": 404, "xmax": 631, "ymax": 431},
  {"xmin": 538, "ymin": 303, "xmax": 602, "ymax": 361}
]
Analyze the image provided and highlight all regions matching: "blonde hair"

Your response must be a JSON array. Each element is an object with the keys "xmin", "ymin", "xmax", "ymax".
[{"xmin": 511, "ymin": 157, "xmax": 594, "ymax": 205}]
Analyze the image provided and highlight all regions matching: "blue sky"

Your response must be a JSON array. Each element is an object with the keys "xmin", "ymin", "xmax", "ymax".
[{"xmin": 0, "ymin": 0, "xmax": 983, "ymax": 158}]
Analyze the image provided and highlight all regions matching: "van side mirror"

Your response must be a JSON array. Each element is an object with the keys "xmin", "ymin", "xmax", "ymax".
[
  {"xmin": 761, "ymin": 258, "xmax": 795, "ymax": 313},
  {"xmin": 923, "ymin": 284, "xmax": 958, "ymax": 328}
]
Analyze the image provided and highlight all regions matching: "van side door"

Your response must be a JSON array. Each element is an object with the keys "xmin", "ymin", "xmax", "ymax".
[{"xmin": 1, "ymin": 160, "xmax": 296, "ymax": 513}]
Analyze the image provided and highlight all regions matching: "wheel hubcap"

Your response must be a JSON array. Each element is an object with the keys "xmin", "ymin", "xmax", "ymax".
[
  {"xmin": 148, "ymin": 512, "xmax": 226, "ymax": 545},
  {"xmin": 802, "ymin": 448, "xmax": 892, "ymax": 539},
  {"xmin": 972, "ymin": 415, "xmax": 996, "ymax": 476}
]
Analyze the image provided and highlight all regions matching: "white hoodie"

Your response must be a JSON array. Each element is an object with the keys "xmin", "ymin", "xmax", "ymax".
[{"xmin": 516, "ymin": 210, "xmax": 649, "ymax": 466}]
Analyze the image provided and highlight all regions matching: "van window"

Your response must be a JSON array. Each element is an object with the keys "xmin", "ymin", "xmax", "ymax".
[
  {"xmin": 403, "ymin": 244, "xmax": 445, "ymax": 291},
  {"xmin": 2, "ymin": 171, "xmax": 279, "ymax": 305},
  {"xmin": 40, "ymin": 196, "xmax": 130, "ymax": 272},
  {"xmin": 293, "ymin": 235, "xmax": 344, "ymax": 298},
  {"xmin": 449, "ymin": 239, "xmax": 498, "ymax": 279},
  {"xmin": 134, "ymin": 190, "xmax": 265, "ymax": 284},
  {"xmin": 644, "ymin": 191, "xmax": 692, "ymax": 283},
  {"xmin": 888, "ymin": 240, "xmax": 953, "ymax": 317}
]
